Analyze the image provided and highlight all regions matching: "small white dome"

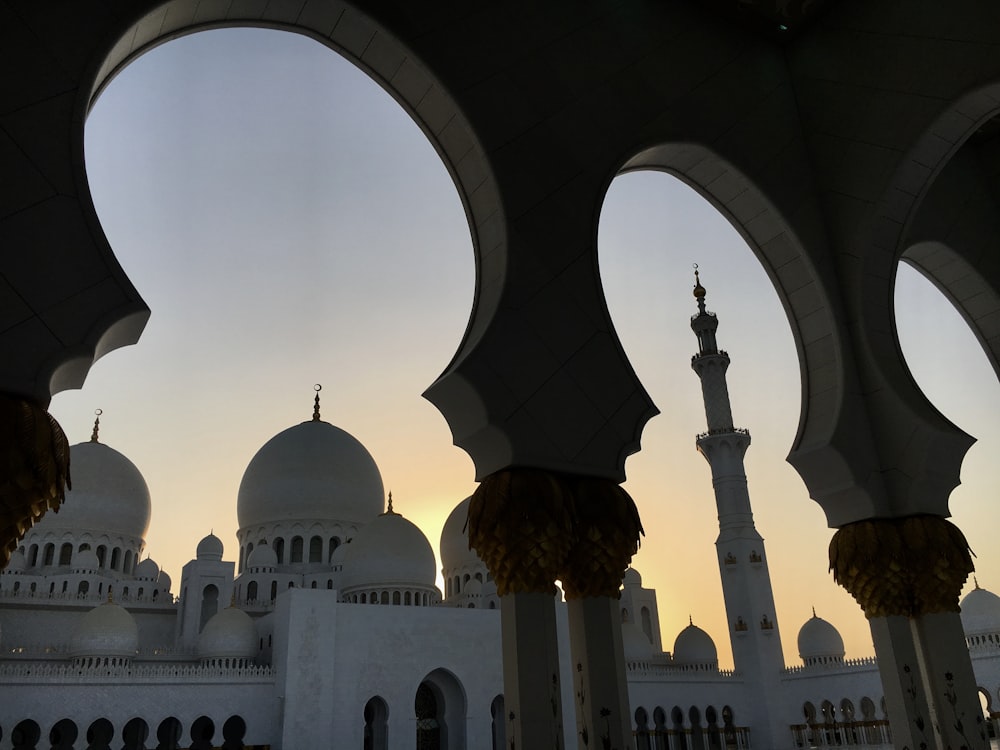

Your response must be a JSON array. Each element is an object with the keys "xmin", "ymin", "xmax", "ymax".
[
  {"xmin": 196, "ymin": 533, "xmax": 224, "ymax": 561},
  {"xmin": 623, "ymin": 568, "xmax": 642, "ymax": 587},
  {"xmin": 237, "ymin": 420, "xmax": 384, "ymax": 530},
  {"xmin": 156, "ymin": 570, "xmax": 172, "ymax": 593},
  {"xmin": 341, "ymin": 511, "xmax": 436, "ymax": 590},
  {"xmin": 330, "ymin": 541, "xmax": 349, "ymax": 566},
  {"xmin": 798, "ymin": 613, "xmax": 845, "ymax": 662},
  {"xmin": 71, "ymin": 601, "xmax": 139, "ymax": 658},
  {"xmin": 32, "ymin": 441, "xmax": 150, "ymax": 540},
  {"xmin": 75, "ymin": 549, "xmax": 100, "ymax": 572},
  {"xmin": 197, "ymin": 606, "xmax": 258, "ymax": 661},
  {"xmin": 622, "ymin": 617, "xmax": 653, "ymax": 661},
  {"xmin": 134, "ymin": 558, "xmax": 159, "ymax": 580},
  {"xmin": 5, "ymin": 549, "xmax": 26, "ymax": 572},
  {"xmin": 961, "ymin": 585, "xmax": 1000, "ymax": 635},
  {"xmin": 440, "ymin": 496, "xmax": 483, "ymax": 572},
  {"xmin": 247, "ymin": 543, "xmax": 277, "ymax": 569},
  {"xmin": 673, "ymin": 622, "xmax": 718, "ymax": 667}
]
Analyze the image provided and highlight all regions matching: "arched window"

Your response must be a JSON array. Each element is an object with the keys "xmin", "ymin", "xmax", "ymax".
[
  {"xmin": 190, "ymin": 716, "xmax": 215, "ymax": 750},
  {"xmin": 635, "ymin": 708, "xmax": 652, "ymax": 750},
  {"xmin": 247, "ymin": 580, "xmax": 258, "ymax": 600},
  {"xmin": 641, "ymin": 606, "xmax": 653, "ymax": 642},
  {"xmin": 416, "ymin": 683, "xmax": 441, "ymax": 750},
  {"xmin": 12, "ymin": 719, "xmax": 41, "ymax": 750},
  {"xmin": 87, "ymin": 718, "xmax": 114, "ymax": 750},
  {"xmin": 453, "ymin": 575, "xmax": 460, "ymax": 595},
  {"xmin": 273, "ymin": 537, "xmax": 285, "ymax": 564},
  {"xmin": 49, "ymin": 718, "xmax": 78, "ymax": 750},
  {"xmin": 28, "ymin": 543, "xmax": 38, "ymax": 567},
  {"xmin": 156, "ymin": 718, "xmax": 182, "ymax": 750},
  {"xmin": 42, "ymin": 543, "xmax": 55, "ymax": 566},
  {"xmin": 138, "ymin": 587, "xmax": 144, "ymax": 598},
  {"xmin": 309, "ymin": 535, "xmax": 322, "ymax": 563},
  {"xmin": 222, "ymin": 715, "xmax": 247, "ymax": 750},
  {"xmin": 327, "ymin": 579, "xmax": 333, "ymax": 589},
  {"xmin": 311, "ymin": 581, "xmax": 317, "ymax": 589},
  {"xmin": 446, "ymin": 578, "xmax": 451, "ymax": 597},
  {"xmin": 361, "ymin": 593, "xmax": 367, "ymax": 604},
  {"xmin": 463, "ymin": 573, "xmax": 470, "ymax": 584},
  {"xmin": 122, "ymin": 717, "xmax": 149, "ymax": 750},
  {"xmin": 110, "ymin": 547, "xmax": 121, "ymax": 570},
  {"xmin": 78, "ymin": 542, "xmax": 90, "ymax": 552},
  {"xmin": 59, "ymin": 542, "xmax": 73, "ymax": 566},
  {"xmin": 78, "ymin": 581, "xmax": 89, "ymax": 596},
  {"xmin": 238, "ymin": 545, "xmax": 245, "ymax": 573},
  {"xmin": 393, "ymin": 591, "xmax": 401, "ymax": 605},
  {"xmin": 364, "ymin": 696, "xmax": 389, "ymax": 750},
  {"xmin": 491, "ymin": 695, "xmax": 506, "ymax": 750},
  {"xmin": 200, "ymin": 584, "xmax": 219, "ymax": 631},
  {"xmin": 96, "ymin": 545, "xmax": 107, "ymax": 568},
  {"xmin": 290, "ymin": 536, "xmax": 304, "ymax": 563},
  {"xmin": 123, "ymin": 549, "xmax": 133, "ymax": 573},
  {"xmin": 405, "ymin": 591, "xmax": 412, "ymax": 605},
  {"xmin": 328, "ymin": 537, "xmax": 340, "ymax": 563},
  {"xmin": 475, "ymin": 572, "xmax": 483, "ymax": 582},
  {"xmin": 381, "ymin": 591, "xmax": 389, "ymax": 605}
]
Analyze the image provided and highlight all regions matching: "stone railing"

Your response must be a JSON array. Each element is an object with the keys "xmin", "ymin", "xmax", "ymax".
[
  {"xmin": 0, "ymin": 588, "xmax": 175, "ymax": 606},
  {"xmin": 790, "ymin": 720, "xmax": 892, "ymax": 748},
  {"xmin": 626, "ymin": 660, "xmax": 738, "ymax": 679}
]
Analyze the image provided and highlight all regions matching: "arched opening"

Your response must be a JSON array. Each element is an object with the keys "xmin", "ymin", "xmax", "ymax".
[
  {"xmin": 309, "ymin": 535, "xmax": 322, "ymax": 563},
  {"xmin": 42, "ymin": 543, "xmax": 54, "ymax": 566},
  {"xmin": 247, "ymin": 580, "xmax": 258, "ymax": 601},
  {"xmin": 416, "ymin": 669, "xmax": 467, "ymax": 750},
  {"xmin": 11, "ymin": 720, "xmax": 40, "ymax": 750},
  {"xmin": 364, "ymin": 696, "xmax": 389, "ymax": 750},
  {"xmin": 49, "ymin": 719, "xmax": 78, "ymax": 750},
  {"xmin": 200, "ymin": 584, "xmax": 219, "ymax": 631},
  {"xmin": 274, "ymin": 538, "xmax": 285, "ymax": 565},
  {"xmin": 122, "ymin": 717, "xmax": 149, "ymax": 750},
  {"xmin": 635, "ymin": 707, "xmax": 652, "ymax": 750},
  {"xmin": 157, "ymin": 716, "xmax": 183, "ymax": 750},
  {"xmin": 599, "ymin": 169, "xmax": 815, "ymax": 666},
  {"xmin": 290, "ymin": 536, "xmax": 304, "ymax": 563},
  {"xmin": 58, "ymin": 542, "xmax": 73, "ymax": 566},
  {"xmin": 221, "ymin": 715, "xmax": 247, "ymax": 750},
  {"xmin": 190, "ymin": 716, "xmax": 215, "ymax": 750},
  {"xmin": 490, "ymin": 695, "xmax": 506, "ymax": 750},
  {"xmin": 671, "ymin": 707, "xmax": 688, "ymax": 750},
  {"xmin": 86, "ymin": 719, "xmax": 114, "ymax": 750}
]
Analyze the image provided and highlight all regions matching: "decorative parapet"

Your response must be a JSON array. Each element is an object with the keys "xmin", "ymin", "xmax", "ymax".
[
  {"xmin": 0, "ymin": 588, "xmax": 176, "ymax": 606},
  {"xmin": 625, "ymin": 660, "xmax": 739, "ymax": 680},
  {"xmin": 695, "ymin": 427, "xmax": 749, "ymax": 440},
  {"xmin": 0, "ymin": 660, "xmax": 274, "ymax": 682},
  {"xmin": 782, "ymin": 656, "xmax": 879, "ymax": 675}
]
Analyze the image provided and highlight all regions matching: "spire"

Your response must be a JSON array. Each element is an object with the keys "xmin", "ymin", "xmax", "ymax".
[
  {"xmin": 689, "ymin": 614, "xmax": 693, "ymax": 626},
  {"xmin": 312, "ymin": 384, "xmax": 322, "ymax": 421},
  {"xmin": 90, "ymin": 409, "xmax": 102, "ymax": 443},
  {"xmin": 812, "ymin": 606, "xmax": 817, "ymax": 618},
  {"xmin": 693, "ymin": 264, "xmax": 707, "ymax": 315},
  {"xmin": 384, "ymin": 491, "xmax": 397, "ymax": 515}
]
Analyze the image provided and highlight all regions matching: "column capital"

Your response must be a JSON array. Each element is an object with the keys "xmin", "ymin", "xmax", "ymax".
[
  {"xmin": 0, "ymin": 395, "xmax": 71, "ymax": 567},
  {"xmin": 829, "ymin": 515, "xmax": 974, "ymax": 618}
]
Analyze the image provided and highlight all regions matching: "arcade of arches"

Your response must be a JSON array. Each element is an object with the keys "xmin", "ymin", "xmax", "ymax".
[{"xmin": 3, "ymin": 2, "xmax": 1000, "ymax": 749}]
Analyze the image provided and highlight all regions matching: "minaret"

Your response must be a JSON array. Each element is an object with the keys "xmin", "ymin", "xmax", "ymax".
[{"xmin": 689, "ymin": 269, "xmax": 785, "ymax": 743}]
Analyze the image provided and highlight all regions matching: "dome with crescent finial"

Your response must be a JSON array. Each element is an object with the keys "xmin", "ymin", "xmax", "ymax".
[
  {"xmin": 71, "ymin": 601, "xmax": 139, "ymax": 660},
  {"xmin": 197, "ymin": 606, "xmax": 258, "ymax": 663},
  {"xmin": 672, "ymin": 620, "xmax": 718, "ymax": 669},
  {"xmin": 28, "ymin": 419, "xmax": 151, "ymax": 542},
  {"xmin": 237, "ymin": 389, "xmax": 384, "ymax": 531},
  {"xmin": 797, "ymin": 611, "xmax": 845, "ymax": 666},
  {"xmin": 961, "ymin": 581, "xmax": 1000, "ymax": 638}
]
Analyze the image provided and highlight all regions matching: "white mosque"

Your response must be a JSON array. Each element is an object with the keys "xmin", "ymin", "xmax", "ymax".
[{"xmin": 2, "ymin": 285, "xmax": 1000, "ymax": 750}]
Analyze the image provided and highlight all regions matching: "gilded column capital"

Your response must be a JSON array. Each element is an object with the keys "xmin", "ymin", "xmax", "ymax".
[
  {"xmin": 467, "ymin": 468, "xmax": 574, "ymax": 596},
  {"xmin": 560, "ymin": 478, "xmax": 643, "ymax": 600},
  {"xmin": 829, "ymin": 515, "xmax": 974, "ymax": 618},
  {"xmin": 0, "ymin": 395, "xmax": 71, "ymax": 568},
  {"xmin": 468, "ymin": 469, "xmax": 643, "ymax": 598}
]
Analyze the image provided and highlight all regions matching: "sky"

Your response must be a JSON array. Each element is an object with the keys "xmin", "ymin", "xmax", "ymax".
[{"xmin": 47, "ymin": 28, "xmax": 1000, "ymax": 669}]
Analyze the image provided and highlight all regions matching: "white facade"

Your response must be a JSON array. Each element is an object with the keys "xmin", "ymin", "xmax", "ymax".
[{"xmin": 3, "ymin": 396, "xmax": 1000, "ymax": 750}]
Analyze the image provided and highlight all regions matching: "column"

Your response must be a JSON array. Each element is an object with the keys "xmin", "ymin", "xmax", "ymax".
[
  {"xmin": 468, "ymin": 469, "xmax": 573, "ymax": 750},
  {"xmin": 830, "ymin": 515, "xmax": 987, "ymax": 750},
  {"xmin": 560, "ymin": 478, "xmax": 643, "ymax": 750}
]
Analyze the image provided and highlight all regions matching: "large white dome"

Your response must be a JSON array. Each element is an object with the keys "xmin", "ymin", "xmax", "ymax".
[
  {"xmin": 673, "ymin": 622, "xmax": 718, "ymax": 667},
  {"xmin": 440, "ymin": 496, "xmax": 483, "ymax": 572},
  {"xmin": 34, "ymin": 441, "xmax": 150, "ymax": 540},
  {"xmin": 341, "ymin": 511, "xmax": 436, "ymax": 591},
  {"xmin": 71, "ymin": 601, "xmax": 139, "ymax": 658},
  {"xmin": 237, "ymin": 420, "xmax": 384, "ymax": 529},
  {"xmin": 197, "ymin": 606, "xmax": 258, "ymax": 661},
  {"xmin": 798, "ymin": 612, "xmax": 845, "ymax": 664},
  {"xmin": 961, "ymin": 584, "xmax": 1000, "ymax": 636}
]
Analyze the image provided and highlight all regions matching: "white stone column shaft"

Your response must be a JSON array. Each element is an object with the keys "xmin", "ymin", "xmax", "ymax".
[{"xmin": 500, "ymin": 591, "xmax": 566, "ymax": 750}]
